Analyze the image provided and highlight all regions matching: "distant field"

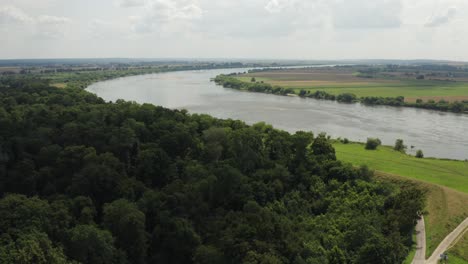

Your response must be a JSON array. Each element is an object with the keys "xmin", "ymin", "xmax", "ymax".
[
  {"xmin": 238, "ymin": 68, "xmax": 468, "ymax": 102},
  {"xmin": 333, "ymin": 142, "xmax": 468, "ymax": 193},
  {"xmin": 51, "ymin": 82, "xmax": 67, "ymax": 88}
]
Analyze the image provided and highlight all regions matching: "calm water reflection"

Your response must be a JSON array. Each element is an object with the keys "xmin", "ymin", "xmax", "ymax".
[{"xmin": 88, "ymin": 68, "xmax": 468, "ymax": 160}]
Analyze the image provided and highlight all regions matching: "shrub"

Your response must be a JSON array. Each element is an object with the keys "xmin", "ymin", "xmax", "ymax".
[
  {"xmin": 394, "ymin": 139, "xmax": 407, "ymax": 153},
  {"xmin": 365, "ymin": 138, "xmax": 381, "ymax": 150},
  {"xmin": 416, "ymin": 150, "xmax": 424, "ymax": 158},
  {"xmin": 337, "ymin": 93, "xmax": 357, "ymax": 103},
  {"xmin": 342, "ymin": 138, "xmax": 349, "ymax": 144}
]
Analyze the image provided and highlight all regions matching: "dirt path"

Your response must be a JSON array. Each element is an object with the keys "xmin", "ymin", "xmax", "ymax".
[
  {"xmin": 426, "ymin": 217, "xmax": 468, "ymax": 264},
  {"xmin": 412, "ymin": 216, "xmax": 426, "ymax": 264}
]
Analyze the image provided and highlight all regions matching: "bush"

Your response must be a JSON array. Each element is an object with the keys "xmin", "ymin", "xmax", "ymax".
[
  {"xmin": 342, "ymin": 138, "xmax": 349, "ymax": 144},
  {"xmin": 337, "ymin": 93, "xmax": 357, "ymax": 103},
  {"xmin": 394, "ymin": 139, "xmax": 406, "ymax": 153},
  {"xmin": 365, "ymin": 138, "xmax": 381, "ymax": 150},
  {"xmin": 416, "ymin": 150, "xmax": 424, "ymax": 158}
]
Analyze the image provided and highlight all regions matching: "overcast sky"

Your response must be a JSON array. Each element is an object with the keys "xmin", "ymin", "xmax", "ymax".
[{"xmin": 1, "ymin": 0, "xmax": 467, "ymax": 60}]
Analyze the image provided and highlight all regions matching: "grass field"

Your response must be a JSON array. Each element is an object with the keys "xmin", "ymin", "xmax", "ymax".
[
  {"xmin": 333, "ymin": 142, "xmax": 468, "ymax": 261},
  {"xmin": 50, "ymin": 82, "xmax": 67, "ymax": 88},
  {"xmin": 333, "ymin": 142, "xmax": 468, "ymax": 193},
  {"xmin": 450, "ymin": 231, "xmax": 468, "ymax": 262},
  {"xmin": 238, "ymin": 68, "xmax": 468, "ymax": 102}
]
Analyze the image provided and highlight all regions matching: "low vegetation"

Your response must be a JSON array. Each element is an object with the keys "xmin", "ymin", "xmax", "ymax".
[
  {"xmin": 365, "ymin": 138, "xmax": 382, "ymax": 150},
  {"xmin": 0, "ymin": 78, "xmax": 425, "ymax": 263}
]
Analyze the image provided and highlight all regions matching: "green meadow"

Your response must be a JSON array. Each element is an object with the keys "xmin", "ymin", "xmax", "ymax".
[{"xmin": 333, "ymin": 142, "xmax": 468, "ymax": 193}]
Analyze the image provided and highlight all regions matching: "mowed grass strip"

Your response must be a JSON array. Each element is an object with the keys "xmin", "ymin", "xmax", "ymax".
[
  {"xmin": 333, "ymin": 142, "xmax": 468, "ymax": 193},
  {"xmin": 373, "ymin": 172, "xmax": 468, "ymax": 261}
]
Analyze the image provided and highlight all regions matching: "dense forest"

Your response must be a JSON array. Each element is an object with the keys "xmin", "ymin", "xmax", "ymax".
[
  {"xmin": 214, "ymin": 75, "xmax": 468, "ymax": 113},
  {"xmin": 0, "ymin": 77, "xmax": 425, "ymax": 263}
]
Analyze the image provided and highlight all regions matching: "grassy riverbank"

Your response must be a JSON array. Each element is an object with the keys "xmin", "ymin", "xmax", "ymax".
[{"xmin": 333, "ymin": 142, "xmax": 468, "ymax": 193}]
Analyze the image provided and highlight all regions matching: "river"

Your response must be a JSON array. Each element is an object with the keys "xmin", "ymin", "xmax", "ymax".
[{"xmin": 87, "ymin": 68, "xmax": 468, "ymax": 160}]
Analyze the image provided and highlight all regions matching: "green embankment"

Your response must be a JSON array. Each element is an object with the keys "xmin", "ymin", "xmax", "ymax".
[
  {"xmin": 450, "ymin": 232, "xmax": 468, "ymax": 261},
  {"xmin": 333, "ymin": 142, "xmax": 468, "ymax": 193},
  {"xmin": 333, "ymin": 142, "xmax": 468, "ymax": 261}
]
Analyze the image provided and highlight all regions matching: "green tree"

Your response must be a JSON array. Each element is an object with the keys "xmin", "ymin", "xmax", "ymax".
[
  {"xmin": 365, "ymin": 138, "xmax": 381, "ymax": 150},
  {"xmin": 394, "ymin": 139, "xmax": 407, "ymax": 153},
  {"xmin": 67, "ymin": 225, "xmax": 118, "ymax": 264},
  {"xmin": 103, "ymin": 199, "xmax": 147, "ymax": 264},
  {"xmin": 311, "ymin": 133, "xmax": 335, "ymax": 160},
  {"xmin": 416, "ymin": 150, "xmax": 424, "ymax": 158},
  {"xmin": 193, "ymin": 245, "xmax": 225, "ymax": 264},
  {"xmin": 0, "ymin": 231, "xmax": 71, "ymax": 264}
]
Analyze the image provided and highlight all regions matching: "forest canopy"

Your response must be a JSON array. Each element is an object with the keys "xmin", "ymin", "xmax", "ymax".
[{"xmin": 0, "ymin": 77, "xmax": 425, "ymax": 264}]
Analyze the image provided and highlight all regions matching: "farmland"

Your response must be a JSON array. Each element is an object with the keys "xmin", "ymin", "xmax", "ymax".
[{"xmin": 237, "ymin": 65, "xmax": 468, "ymax": 103}]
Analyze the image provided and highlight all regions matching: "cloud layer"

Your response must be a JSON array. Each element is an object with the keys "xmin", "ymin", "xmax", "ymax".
[{"xmin": 0, "ymin": 0, "xmax": 468, "ymax": 59}]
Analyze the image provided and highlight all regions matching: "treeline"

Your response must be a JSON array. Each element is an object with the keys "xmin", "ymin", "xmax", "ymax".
[
  {"xmin": 40, "ymin": 64, "xmax": 252, "ymax": 90},
  {"xmin": 0, "ymin": 78, "xmax": 425, "ymax": 263},
  {"xmin": 215, "ymin": 75, "xmax": 468, "ymax": 113},
  {"xmin": 2, "ymin": 63, "xmax": 257, "ymax": 89}
]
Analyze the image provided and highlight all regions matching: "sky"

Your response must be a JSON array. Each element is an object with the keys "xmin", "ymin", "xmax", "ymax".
[{"xmin": 0, "ymin": 0, "xmax": 467, "ymax": 60}]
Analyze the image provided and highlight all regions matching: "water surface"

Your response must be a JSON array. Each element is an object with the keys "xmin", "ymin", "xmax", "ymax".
[{"xmin": 88, "ymin": 68, "xmax": 468, "ymax": 160}]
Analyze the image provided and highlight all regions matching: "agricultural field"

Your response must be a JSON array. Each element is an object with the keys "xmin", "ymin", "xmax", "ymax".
[
  {"xmin": 238, "ymin": 66, "xmax": 468, "ymax": 103},
  {"xmin": 333, "ymin": 142, "xmax": 468, "ymax": 261}
]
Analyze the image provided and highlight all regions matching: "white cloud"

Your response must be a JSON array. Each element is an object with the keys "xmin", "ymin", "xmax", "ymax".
[
  {"xmin": 0, "ymin": 5, "xmax": 32, "ymax": 24},
  {"xmin": 88, "ymin": 19, "xmax": 126, "ymax": 39},
  {"xmin": 0, "ymin": 6, "xmax": 72, "ymax": 39},
  {"xmin": 117, "ymin": 0, "xmax": 146, "ymax": 8},
  {"xmin": 425, "ymin": 7, "xmax": 457, "ymax": 27},
  {"xmin": 130, "ymin": 0, "xmax": 203, "ymax": 33},
  {"xmin": 37, "ymin": 15, "xmax": 71, "ymax": 25},
  {"xmin": 1, "ymin": 0, "xmax": 468, "ymax": 60},
  {"xmin": 265, "ymin": 0, "xmax": 295, "ymax": 13},
  {"xmin": 331, "ymin": 0, "xmax": 402, "ymax": 29}
]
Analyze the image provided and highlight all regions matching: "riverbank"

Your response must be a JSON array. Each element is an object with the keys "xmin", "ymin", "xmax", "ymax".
[
  {"xmin": 333, "ymin": 142, "xmax": 468, "ymax": 193},
  {"xmin": 214, "ymin": 74, "xmax": 468, "ymax": 113}
]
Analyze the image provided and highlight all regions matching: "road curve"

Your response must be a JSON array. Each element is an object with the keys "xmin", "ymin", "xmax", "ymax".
[
  {"xmin": 426, "ymin": 217, "xmax": 468, "ymax": 264},
  {"xmin": 412, "ymin": 216, "xmax": 426, "ymax": 264}
]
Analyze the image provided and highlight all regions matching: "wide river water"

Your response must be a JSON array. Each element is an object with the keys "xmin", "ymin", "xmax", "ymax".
[{"xmin": 87, "ymin": 68, "xmax": 468, "ymax": 160}]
